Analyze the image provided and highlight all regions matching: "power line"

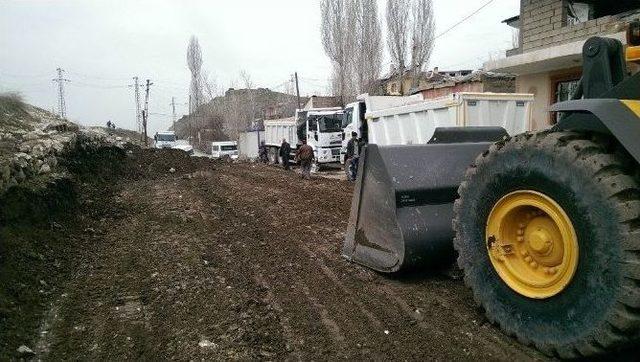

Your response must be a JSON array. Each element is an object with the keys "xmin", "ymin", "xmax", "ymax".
[
  {"xmin": 68, "ymin": 81, "xmax": 128, "ymax": 89},
  {"xmin": 435, "ymin": 0, "xmax": 495, "ymax": 39},
  {"xmin": 65, "ymin": 71, "xmax": 131, "ymax": 82}
]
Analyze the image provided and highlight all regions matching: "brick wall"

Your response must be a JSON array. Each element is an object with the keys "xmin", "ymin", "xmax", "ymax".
[{"xmin": 520, "ymin": 0, "xmax": 629, "ymax": 53}]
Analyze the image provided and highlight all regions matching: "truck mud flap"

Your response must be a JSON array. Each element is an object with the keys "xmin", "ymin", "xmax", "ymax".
[{"xmin": 342, "ymin": 128, "xmax": 506, "ymax": 273}]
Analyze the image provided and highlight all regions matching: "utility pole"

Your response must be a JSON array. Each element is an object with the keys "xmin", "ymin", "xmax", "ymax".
[
  {"xmin": 52, "ymin": 68, "xmax": 69, "ymax": 118},
  {"xmin": 294, "ymin": 72, "xmax": 301, "ymax": 110},
  {"xmin": 170, "ymin": 97, "xmax": 177, "ymax": 131},
  {"xmin": 129, "ymin": 76, "xmax": 142, "ymax": 134},
  {"xmin": 142, "ymin": 79, "xmax": 153, "ymax": 146}
]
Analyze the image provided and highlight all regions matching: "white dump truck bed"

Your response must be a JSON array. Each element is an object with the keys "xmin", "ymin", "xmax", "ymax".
[
  {"xmin": 363, "ymin": 92, "xmax": 534, "ymax": 146},
  {"xmin": 264, "ymin": 117, "xmax": 298, "ymax": 147}
]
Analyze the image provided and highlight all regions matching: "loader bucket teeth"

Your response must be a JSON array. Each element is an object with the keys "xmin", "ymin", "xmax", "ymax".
[{"xmin": 343, "ymin": 128, "xmax": 506, "ymax": 273}]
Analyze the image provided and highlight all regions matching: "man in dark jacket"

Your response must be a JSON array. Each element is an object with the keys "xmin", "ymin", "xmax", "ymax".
[
  {"xmin": 279, "ymin": 138, "xmax": 291, "ymax": 170},
  {"xmin": 295, "ymin": 139, "xmax": 314, "ymax": 180},
  {"xmin": 258, "ymin": 141, "xmax": 268, "ymax": 163},
  {"xmin": 345, "ymin": 132, "xmax": 359, "ymax": 181}
]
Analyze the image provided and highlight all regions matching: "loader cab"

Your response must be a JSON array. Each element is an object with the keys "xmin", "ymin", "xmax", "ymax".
[{"xmin": 340, "ymin": 100, "xmax": 367, "ymax": 164}]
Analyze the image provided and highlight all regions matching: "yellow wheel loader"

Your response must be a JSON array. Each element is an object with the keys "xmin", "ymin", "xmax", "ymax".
[{"xmin": 344, "ymin": 23, "xmax": 640, "ymax": 358}]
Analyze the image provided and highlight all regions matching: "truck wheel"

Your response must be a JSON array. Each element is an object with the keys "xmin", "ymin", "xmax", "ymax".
[{"xmin": 454, "ymin": 131, "xmax": 640, "ymax": 358}]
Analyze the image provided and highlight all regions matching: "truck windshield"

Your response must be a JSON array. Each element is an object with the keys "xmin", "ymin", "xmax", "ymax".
[
  {"xmin": 221, "ymin": 145, "xmax": 237, "ymax": 151},
  {"xmin": 342, "ymin": 108, "xmax": 353, "ymax": 128},
  {"xmin": 318, "ymin": 116, "xmax": 343, "ymax": 132},
  {"xmin": 157, "ymin": 134, "xmax": 176, "ymax": 142}
]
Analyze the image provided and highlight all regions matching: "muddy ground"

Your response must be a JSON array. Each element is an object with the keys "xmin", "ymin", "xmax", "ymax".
[{"xmin": 7, "ymin": 149, "xmax": 548, "ymax": 360}]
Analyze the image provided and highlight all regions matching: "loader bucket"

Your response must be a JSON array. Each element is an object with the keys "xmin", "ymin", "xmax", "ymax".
[{"xmin": 343, "ymin": 127, "xmax": 507, "ymax": 273}]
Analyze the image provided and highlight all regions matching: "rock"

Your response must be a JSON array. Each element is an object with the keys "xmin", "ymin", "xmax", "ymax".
[
  {"xmin": 169, "ymin": 167, "xmax": 176, "ymax": 173},
  {"xmin": 40, "ymin": 163, "xmax": 51, "ymax": 174},
  {"xmin": 23, "ymin": 131, "xmax": 43, "ymax": 141},
  {"xmin": 46, "ymin": 156, "xmax": 58, "ymax": 168},
  {"xmin": 19, "ymin": 144, "xmax": 31, "ymax": 153},
  {"xmin": 31, "ymin": 144, "xmax": 45, "ymax": 158},
  {"xmin": 198, "ymin": 339, "xmax": 217, "ymax": 348},
  {"xmin": 16, "ymin": 345, "xmax": 35, "ymax": 357}
]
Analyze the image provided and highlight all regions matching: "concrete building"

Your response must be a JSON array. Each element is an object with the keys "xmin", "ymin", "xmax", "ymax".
[{"xmin": 485, "ymin": 0, "xmax": 640, "ymax": 130}]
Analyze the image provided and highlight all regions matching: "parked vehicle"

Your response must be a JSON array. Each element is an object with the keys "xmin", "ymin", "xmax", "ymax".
[
  {"xmin": 173, "ymin": 140, "xmax": 194, "ymax": 155},
  {"xmin": 211, "ymin": 141, "xmax": 238, "ymax": 159},
  {"xmin": 343, "ymin": 32, "xmax": 640, "ymax": 358},
  {"xmin": 264, "ymin": 107, "xmax": 344, "ymax": 169},
  {"xmin": 340, "ymin": 92, "xmax": 534, "ymax": 163},
  {"xmin": 154, "ymin": 131, "xmax": 177, "ymax": 149}
]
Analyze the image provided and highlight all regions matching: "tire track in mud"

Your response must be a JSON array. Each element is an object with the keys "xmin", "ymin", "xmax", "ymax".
[
  {"xmin": 40, "ymin": 157, "xmax": 546, "ymax": 360},
  {"xmin": 214, "ymin": 163, "xmax": 546, "ymax": 361}
]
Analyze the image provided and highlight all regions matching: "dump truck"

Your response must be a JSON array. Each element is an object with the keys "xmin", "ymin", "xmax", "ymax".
[
  {"xmin": 344, "ymin": 27, "xmax": 640, "ymax": 358},
  {"xmin": 340, "ymin": 92, "xmax": 535, "ymax": 164},
  {"xmin": 264, "ymin": 107, "xmax": 344, "ymax": 168}
]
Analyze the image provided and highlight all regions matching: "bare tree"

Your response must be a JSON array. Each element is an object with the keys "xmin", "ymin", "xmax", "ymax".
[
  {"xmin": 385, "ymin": 0, "xmax": 436, "ymax": 94},
  {"xmin": 321, "ymin": 0, "xmax": 350, "ymax": 104},
  {"xmin": 187, "ymin": 36, "xmax": 204, "ymax": 113},
  {"xmin": 386, "ymin": 0, "xmax": 410, "ymax": 89},
  {"xmin": 409, "ymin": 0, "xmax": 436, "ymax": 88},
  {"xmin": 350, "ymin": 0, "xmax": 382, "ymax": 94}
]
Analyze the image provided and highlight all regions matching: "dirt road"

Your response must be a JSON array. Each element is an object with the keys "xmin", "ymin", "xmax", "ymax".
[{"xmin": 35, "ymin": 151, "xmax": 545, "ymax": 360}]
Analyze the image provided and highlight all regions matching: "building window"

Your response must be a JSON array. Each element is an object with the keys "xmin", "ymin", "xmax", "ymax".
[
  {"xmin": 566, "ymin": 2, "xmax": 593, "ymax": 25},
  {"xmin": 552, "ymin": 77, "xmax": 581, "ymax": 123},
  {"xmin": 555, "ymin": 79, "xmax": 580, "ymax": 103},
  {"xmin": 565, "ymin": 0, "xmax": 639, "ymax": 26}
]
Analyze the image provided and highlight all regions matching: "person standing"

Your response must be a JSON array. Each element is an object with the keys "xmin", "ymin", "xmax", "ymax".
[
  {"xmin": 345, "ymin": 131, "xmax": 359, "ymax": 181},
  {"xmin": 258, "ymin": 141, "xmax": 268, "ymax": 164},
  {"xmin": 295, "ymin": 138, "xmax": 314, "ymax": 180},
  {"xmin": 279, "ymin": 138, "xmax": 291, "ymax": 170}
]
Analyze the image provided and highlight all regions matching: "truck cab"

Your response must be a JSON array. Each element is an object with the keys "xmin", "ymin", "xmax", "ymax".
[
  {"xmin": 340, "ymin": 100, "xmax": 367, "ymax": 164},
  {"xmin": 155, "ymin": 131, "xmax": 177, "ymax": 149},
  {"xmin": 296, "ymin": 108, "xmax": 344, "ymax": 165}
]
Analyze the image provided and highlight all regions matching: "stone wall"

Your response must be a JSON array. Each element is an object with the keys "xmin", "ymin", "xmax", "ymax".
[{"xmin": 0, "ymin": 100, "xmax": 144, "ymax": 196}]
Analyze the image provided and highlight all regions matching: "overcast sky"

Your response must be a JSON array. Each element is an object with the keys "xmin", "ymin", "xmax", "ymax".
[{"xmin": 0, "ymin": 0, "xmax": 519, "ymax": 135}]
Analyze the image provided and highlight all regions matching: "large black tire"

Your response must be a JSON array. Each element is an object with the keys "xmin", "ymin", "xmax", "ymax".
[{"xmin": 453, "ymin": 131, "xmax": 640, "ymax": 358}]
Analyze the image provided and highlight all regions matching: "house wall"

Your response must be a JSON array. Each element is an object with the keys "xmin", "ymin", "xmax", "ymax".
[
  {"xmin": 516, "ymin": 71, "xmax": 552, "ymax": 130},
  {"xmin": 520, "ymin": 0, "xmax": 633, "ymax": 53},
  {"xmin": 419, "ymin": 82, "xmax": 484, "ymax": 99}
]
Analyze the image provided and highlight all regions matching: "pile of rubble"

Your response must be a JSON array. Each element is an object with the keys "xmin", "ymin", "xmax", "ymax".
[{"xmin": 0, "ymin": 95, "xmax": 145, "ymax": 194}]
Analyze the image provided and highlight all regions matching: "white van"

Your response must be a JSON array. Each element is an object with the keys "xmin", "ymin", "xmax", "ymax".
[{"xmin": 211, "ymin": 141, "xmax": 238, "ymax": 159}]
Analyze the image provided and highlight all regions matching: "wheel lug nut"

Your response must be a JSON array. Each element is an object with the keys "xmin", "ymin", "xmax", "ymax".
[
  {"xmin": 520, "ymin": 250, "xmax": 528, "ymax": 256},
  {"xmin": 529, "ymin": 261, "xmax": 538, "ymax": 268},
  {"xmin": 518, "ymin": 223, "xmax": 525, "ymax": 228},
  {"xmin": 524, "ymin": 256, "xmax": 532, "ymax": 263},
  {"xmin": 517, "ymin": 229, "xmax": 524, "ymax": 236},
  {"xmin": 550, "ymin": 267, "xmax": 557, "ymax": 275},
  {"xmin": 517, "ymin": 236, "xmax": 524, "ymax": 242}
]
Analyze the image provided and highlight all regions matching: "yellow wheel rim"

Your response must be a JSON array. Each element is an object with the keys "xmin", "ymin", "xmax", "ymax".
[{"xmin": 486, "ymin": 190, "xmax": 579, "ymax": 299}]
